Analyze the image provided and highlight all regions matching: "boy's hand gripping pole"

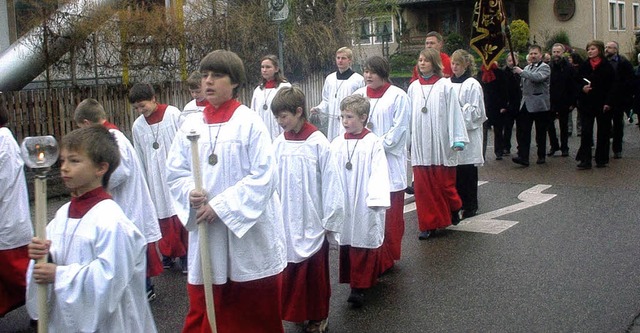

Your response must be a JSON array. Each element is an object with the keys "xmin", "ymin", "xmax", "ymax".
[{"xmin": 187, "ymin": 130, "xmax": 218, "ymax": 333}]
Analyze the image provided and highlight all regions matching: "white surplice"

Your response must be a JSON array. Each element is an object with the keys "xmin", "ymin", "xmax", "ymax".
[
  {"xmin": 132, "ymin": 105, "xmax": 183, "ymax": 219},
  {"xmin": 273, "ymin": 129, "xmax": 345, "ymax": 263},
  {"xmin": 182, "ymin": 99, "xmax": 207, "ymax": 113},
  {"xmin": 450, "ymin": 77, "xmax": 487, "ymax": 166},
  {"xmin": 166, "ymin": 105, "xmax": 287, "ymax": 285},
  {"xmin": 314, "ymin": 71, "xmax": 365, "ymax": 141},
  {"xmin": 251, "ymin": 82, "xmax": 292, "ymax": 141},
  {"xmin": 353, "ymin": 85, "xmax": 412, "ymax": 192},
  {"xmin": 0, "ymin": 127, "xmax": 32, "ymax": 250},
  {"xmin": 108, "ymin": 128, "xmax": 161, "ymax": 242},
  {"xmin": 26, "ymin": 200, "xmax": 157, "ymax": 333},
  {"xmin": 407, "ymin": 78, "xmax": 469, "ymax": 167},
  {"xmin": 330, "ymin": 132, "xmax": 390, "ymax": 249}
]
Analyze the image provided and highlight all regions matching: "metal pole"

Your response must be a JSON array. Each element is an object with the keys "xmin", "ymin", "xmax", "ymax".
[
  {"xmin": 278, "ymin": 22, "xmax": 284, "ymax": 72},
  {"xmin": 34, "ymin": 174, "xmax": 48, "ymax": 333}
]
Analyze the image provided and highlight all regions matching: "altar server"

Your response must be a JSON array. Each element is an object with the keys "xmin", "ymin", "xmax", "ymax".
[{"xmin": 251, "ymin": 55, "xmax": 291, "ymax": 141}]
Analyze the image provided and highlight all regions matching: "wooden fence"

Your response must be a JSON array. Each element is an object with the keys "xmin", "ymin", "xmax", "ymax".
[{"xmin": 1, "ymin": 72, "xmax": 326, "ymax": 142}]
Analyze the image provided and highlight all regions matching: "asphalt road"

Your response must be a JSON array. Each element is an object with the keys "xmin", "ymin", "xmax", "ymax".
[{"xmin": 2, "ymin": 120, "xmax": 640, "ymax": 332}]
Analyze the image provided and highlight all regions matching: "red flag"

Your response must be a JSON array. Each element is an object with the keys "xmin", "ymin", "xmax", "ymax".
[{"xmin": 470, "ymin": 0, "xmax": 507, "ymax": 82}]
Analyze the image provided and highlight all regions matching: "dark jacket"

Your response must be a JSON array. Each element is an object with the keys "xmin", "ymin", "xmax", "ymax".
[
  {"xmin": 608, "ymin": 55, "xmax": 634, "ymax": 110},
  {"xmin": 479, "ymin": 67, "xmax": 508, "ymax": 121},
  {"xmin": 549, "ymin": 58, "xmax": 577, "ymax": 111},
  {"xmin": 577, "ymin": 59, "xmax": 615, "ymax": 115},
  {"xmin": 503, "ymin": 66, "xmax": 522, "ymax": 116}
]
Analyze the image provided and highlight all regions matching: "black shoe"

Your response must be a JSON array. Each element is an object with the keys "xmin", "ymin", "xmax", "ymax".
[
  {"xmin": 613, "ymin": 152, "xmax": 622, "ymax": 159},
  {"xmin": 503, "ymin": 149, "xmax": 511, "ymax": 156},
  {"xmin": 577, "ymin": 162, "xmax": 592, "ymax": 170},
  {"xmin": 596, "ymin": 163, "xmax": 608, "ymax": 168},
  {"xmin": 418, "ymin": 230, "xmax": 432, "ymax": 240},
  {"xmin": 347, "ymin": 289, "xmax": 365, "ymax": 307},
  {"xmin": 147, "ymin": 286, "xmax": 157, "ymax": 302},
  {"xmin": 495, "ymin": 155, "xmax": 503, "ymax": 160},
  {"xmin": 561, "ymin": 150, "xmax": 569, "ymax": 157},
  {"xmin": 462, "ymin": 209, "xmax": 477, "ymax": 219},
  {"xmin": 536, "ymin": 158, "xmax": 546, "ymax": 164},
  {"xmin": 547, "ymin": 148, "xmax": 559, "ymax": 156},
  {"xmin": 405, "ymin": 186, "xmax": 415, "ymax": 195},
  {"xmin": 451, "ymin": 210, "xmax": 462, "ymax": 225},
  {"xmin": 512, "ymin": 157, "xmax": 530, "ymax": 167}
]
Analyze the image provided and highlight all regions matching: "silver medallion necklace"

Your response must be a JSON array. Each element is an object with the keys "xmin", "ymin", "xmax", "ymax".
[
  {"xmin": 151, "ymin": 123, "xmax": 160, "ymax": 149},
  {"xmin": 345, "ymin": 138, "xmax": 360, "ymax": 170},
  {"xmin": 420, "ymin": 83, "xmax": 435, "ymax": 114},
  {"xmin": 367, "ymin": 97, "xmax": 381, "ymax": 130},
  {"xmin": 262, "ymin": 86, "xmax": 275, "ymax": 110},
  {"xmin": 61, "ymin": 216, "xmax": 84, "ymax": 264},
  {"xmin": 207, "ymin": 124, "xmax": 223, "ymax": 166}
]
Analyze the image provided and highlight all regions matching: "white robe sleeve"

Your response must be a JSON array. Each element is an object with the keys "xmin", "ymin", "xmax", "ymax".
[
  {"xmin": 447, "ymin": 84, "xmax": 470, "ymax": 147},
  {"xmin": 366, "ymin": 140, "xmax": 391, "ymax": 209},
  {"xmin": 319, "ymin": 141, "xmax": 345, "ymax": 233},
  {"xmin": 380, "ymin": 90, "xmax": 411, "ymax": 157},
  {"xmin": 460, "ymin": 79, "xmax": 488, "ymax": 130}
]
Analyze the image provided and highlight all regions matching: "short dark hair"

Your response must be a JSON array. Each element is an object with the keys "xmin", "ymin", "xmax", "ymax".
[
  {"xmin": 364, "ymin": 56, "xmax": 390, "ymax": 81},
  {"xmin": 61, "ymin": 125, "xmax": 120, "ymax": 188},
  {"xmin": 187, "ymin": 71, "xmax": 202, "ymax": 90},
  {"xmin": 586, "ymin": 40, "xmax": 605, "ymax": 59},
  {"xmin": 74, "ymin": 98, "xmax": 106, "ymax": 124},
  {"xmin": 426, "ymin": 31, "xmax": 444, "ymax": 42},
  {"xmin": 128, "ymin": 83, "xmax": 155, "ymax": 104},
  {"xmin": 528, "ymin": 44, "xmax": 543, "ymax": 53},
  {"xmin": 271, "ymin": 86, "xmax": 307, "ymax": 120},
  {"xmin": 199, "ymin": 50, "xmax": 246, "ymax": 98}
]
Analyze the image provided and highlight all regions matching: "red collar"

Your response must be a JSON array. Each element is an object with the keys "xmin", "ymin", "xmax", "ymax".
[
  {"xmin": 418, "ymin": 75, "xmax": 441, "ymax": 85},
  {"xmin": 102, "ymin": 121, "xmax": 119, "ymax": 130},
  {"xmin": 590, "ymin": 57, "xmax": 602, "ymax": 70},
  {"xmin": 366, "ymin": 82, "xmax": 391, "ymax": 98},
  {"xmin": 203, "ymin": 99, "xmax": 241, "ymax": 124},
  {"xmin": 284, "ymin": 121, "xmax": 317, "ymax": 141},
  {"xmin": 196, "ymin": 99, "xmax": 208, "ymax": 107},
  {"xmin": 144, "ymin": 104, "xmax": 168, "ymax": 125},
  {"xmin": 68, "ymin": 187, "xmax": 112, "ymax": 218},
  {"xmin": 264, "ymin": 80, "xmax": 277, "ymax": 89},
  {"xmin": 344, "ymin": 128, "xmax": 370, "ymax": 139}
]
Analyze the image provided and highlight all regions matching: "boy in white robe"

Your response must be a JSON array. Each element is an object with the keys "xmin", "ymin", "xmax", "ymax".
[
  {"xmin": 167, "ymin": 49, "xmax": 287, "ymax": 333},
  {"xmin": 0, "ymin": 105, "xmax": 32, "ymax": 316},
  {"xmin": 26, "ymin": 126, "xmax": 157, "ymax": 333},
  {"xmin": 450, "ymin": 50, "xmax": 487, "ymax": 219},
  {"xmin": 130, "ymin": 83, "xmax": 188, "ymax": 273},
  {"xmin": 251, "ymin": 55, "xmax": 292, "ymax": 141},
  {"xmin": 272, "ymin": 86, "xmax": 345, "ymax": 332},
  {"xmin": 330, "ymin": 94, "xmax": 390, "ymax": 308},
  {"xmin": 74, "ymin": 98, "xmax": 164, "ymax": 300},
  {"xmin": 311, "ymin": 47, "xmax": 365, "ymax": 141},
  {"xmin": 352, "ymin": 56, "xmax": 411, "ymax": 275},
  {"xmin": 182, "ymin": 71, "xmax": 208, "ymax": 114}
]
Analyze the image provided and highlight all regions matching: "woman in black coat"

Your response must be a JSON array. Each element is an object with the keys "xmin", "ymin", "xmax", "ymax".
[{"xmin": 575, "ymin": 40, "xmax": 615, "ymax": 169}]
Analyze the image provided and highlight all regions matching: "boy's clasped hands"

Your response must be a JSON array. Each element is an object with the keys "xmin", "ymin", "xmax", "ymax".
[
  {"xmin": 27, "ymin": 237, "xmax": 56, "ymax": 284},
  {"xmin": 190, "ymin": 189, "xmax": 218, "ymax": 224}
]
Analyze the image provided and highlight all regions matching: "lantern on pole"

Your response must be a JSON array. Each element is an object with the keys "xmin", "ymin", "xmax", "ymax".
[{"xmin": 20, "ymin": 135, "xmax": 59, "ymax": 333}]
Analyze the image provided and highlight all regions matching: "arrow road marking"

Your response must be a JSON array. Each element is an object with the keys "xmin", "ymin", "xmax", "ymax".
[{"xmin": 404, "ymin": 183, "xmax": 557, "ymax": 235}]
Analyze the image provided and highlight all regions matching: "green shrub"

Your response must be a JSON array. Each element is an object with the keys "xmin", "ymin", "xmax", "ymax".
[
  {"xmin": 509, "ymin": 19, "xmax": 530, "ymax": 53},
  {"xmin": 444, "ymin": 32, "xmax": 465, "ymax": 55},
  {"xmin": 544, "ymin": 30, "xmax": 571, "ymax": 51}
]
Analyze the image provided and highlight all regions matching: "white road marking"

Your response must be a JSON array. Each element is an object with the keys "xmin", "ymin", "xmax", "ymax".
[{"xmin": 404, "ymin": 183, "xmax": 557, "ymax": 234}]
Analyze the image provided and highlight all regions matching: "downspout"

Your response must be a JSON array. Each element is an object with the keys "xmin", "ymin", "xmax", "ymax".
[{"xmin": 592, "ymin": 0, "xmax": 597, "ymax": 39}]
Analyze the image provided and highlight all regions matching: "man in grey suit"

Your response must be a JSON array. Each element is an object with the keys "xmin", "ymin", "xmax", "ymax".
[{"xmin": 511, "ymin": 44, "xmax": 551, "ymax": 166}]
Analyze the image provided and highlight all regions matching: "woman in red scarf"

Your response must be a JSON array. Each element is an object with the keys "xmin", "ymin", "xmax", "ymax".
[{"xmin": 576, "ymin": 40, "xmax": 615, "ymax": 169}]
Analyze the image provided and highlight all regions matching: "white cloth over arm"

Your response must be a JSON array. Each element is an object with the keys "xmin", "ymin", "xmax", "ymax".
[
  {"xmin": 330, "ymin": 133, "xmax": 390, "ymax": 249},
  {"xmin": 166, "ymin": 105, "xmax": 287, "ymax": 284},
  {"xmin": 408, "ymin": 79, "xmax": 469, "ymax": 167},
  {"xmin": 26, "ymin": 200, "xmax": 157, "ymax": 333},
  {"xmin": 273, "ymin": 131, "xmax": 345, "ymax": 263},
  {"xmin": 0, "ymin": 127, "xmax": 32, "ymax": 250},
  {"xmin": 108, "ymin": 129, "xmax": 161, "ymax": 242},
  {"xmin": 451, "ymin": 77, "xmax": 487, "ymax": 166},
  {"xmin": 353, "ymin": 85, "xmax": 411, "ymax": 191}
]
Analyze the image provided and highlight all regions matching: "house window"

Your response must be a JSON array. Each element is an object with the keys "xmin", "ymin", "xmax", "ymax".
[
  {"xmin": 609, "ymin": 0, "xmax": 627, "ymax": 31},
  {"xmin": 634, "ymin": 3, "xmax": 640, "ymax": 30},
  {"xmin": 357, "ymin": 17, "xmax": 395, "ymax": 45}
]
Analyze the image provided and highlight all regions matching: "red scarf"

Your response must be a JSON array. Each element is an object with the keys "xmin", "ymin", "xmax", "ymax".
[
  {"xmin": 203, "ymin": 99, "xmax": 241, "ymax": 124},
  {"xmin": 589, "ymin": 57, "xmax": 602, "ymax": 70},
  {"xmin": 195, "ymin": 99, "xmax": 209, "ymax": 107},
  {"xmin": 68, "ymin": 187, "xmax": 112, "ymax": 218},
  {"xmin": 344, "ymin": 128, "xmax": 370, "ymax": 139},
  {"xmin": 144, "ymin": 104, "xmax": 168, "ymax": 125},
  {"xmin": 366, "ymin": 82, "xmax": 391, "ymax": 98},
  {"xmin": 481, "ymin": 62, "xmax": 499, "ymax": 83},
  {"xmin": 102, "ymin": 121, "xmax": 119, "ymax": 130},
  {"xmin": 264, "ymin": 80, "xmax": 277, "ymax": 89},
  {"xmin": 284, "ymin": 121, "xmax": 317, "ymax": 141},
  {"xmin": 417, "ymin": 75, "xmax": 441, "ymax": 85}
]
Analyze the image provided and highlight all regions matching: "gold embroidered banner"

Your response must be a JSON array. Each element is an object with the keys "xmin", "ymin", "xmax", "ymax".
[{"xmin": 470, "ymin": 0, "xmax": 507, "ymax": 70}]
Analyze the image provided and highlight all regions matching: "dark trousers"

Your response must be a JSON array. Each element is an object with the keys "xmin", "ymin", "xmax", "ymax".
[
  {"xmin": 501, "ymin": 112, "xmax": 516, "ymax": 153},
  {"xmin": 483, "ymin": 112, "xmax": 516, "ymax": 158},
  {"xmin": 515, "ymin": 107, "xmax": 549, "ymax": 162},
  {"xmin": 611, "ymin": 107, "xmax": 627, "ymax": 153},
  {"xmin": 547, "ymin": 108, "xmax": 571, "ymax": 152},
  {"xmin": 576, "ymin": 111, "xmax": 612, "ymax": 165},
  {"xmin": 455, "ymin": 164, "xmax": 478, "ymax": 212}
]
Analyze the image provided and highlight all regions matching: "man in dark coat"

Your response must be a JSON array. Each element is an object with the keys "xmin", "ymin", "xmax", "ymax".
[
  {"xmin": 503, "ymin": 52, "xmax": 522, "ymax": 156},
  {"xmin": 480, "ymin": 61, "xmax": 509, "ymax": 160},
  {"xmin": 547, "ymin": 43, "xmax": 577, "ymax": 157},
  {"xmin": 605, "ymin": 41, "xmax": 634, "ymax": 159}
]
